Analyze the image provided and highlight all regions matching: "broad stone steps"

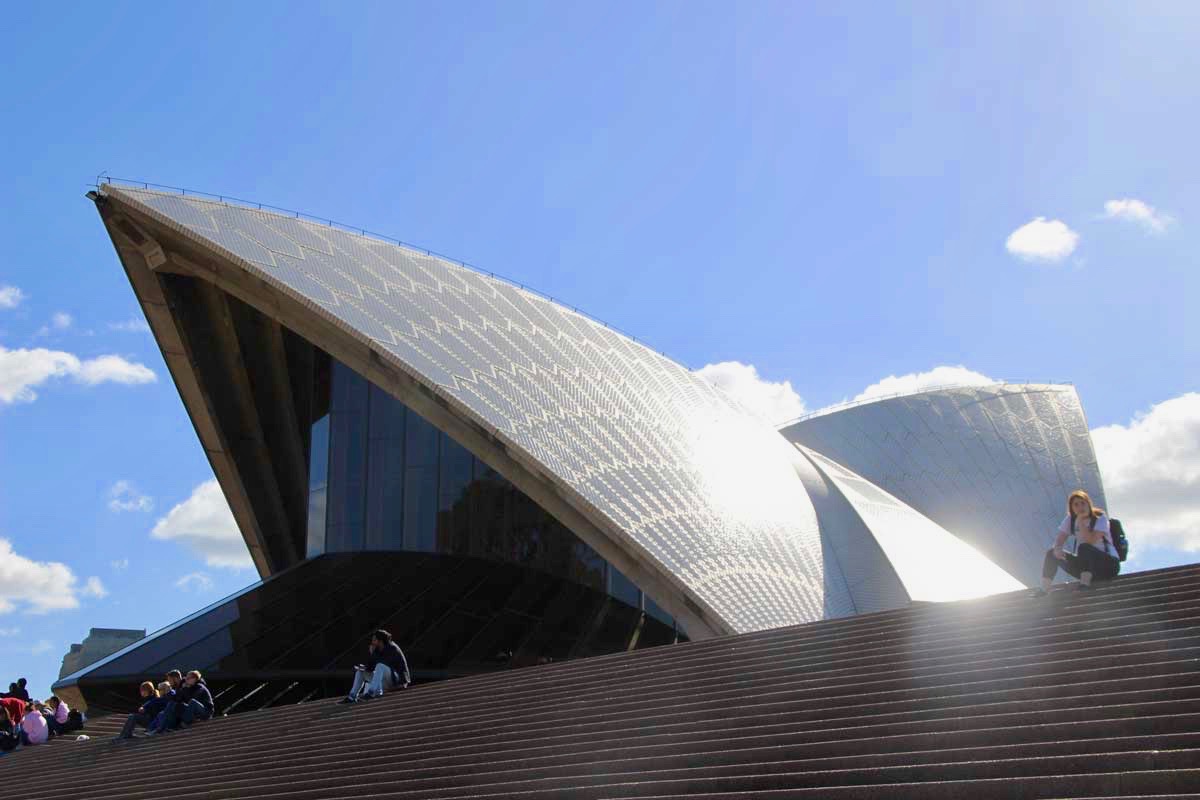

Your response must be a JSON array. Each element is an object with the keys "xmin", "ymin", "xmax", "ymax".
[
  {"xmin": 4, "ymin": 564, "xmax": 1198, "ymax": 799},
  {"xmin": 612, "ymin": 770, "xmax": 1200, "ymax": 799},
  {"xmin": 27, "ymin": 647, "xmax": 1200, "ymax": 793}
]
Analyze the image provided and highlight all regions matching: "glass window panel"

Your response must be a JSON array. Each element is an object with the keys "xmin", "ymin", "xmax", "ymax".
[
  {"xmin": 403, "ymin": 411, "xmax": 440, "ymax": 552},
  {"xmin": 327, "ymin": 362, "xmax": 368, "ymax": 552},
  {"xmin": 404, "ymin": 466, "xmax": 438, "ymax": 552},
  {"xmin": 609, "ymin": 565, "xmax": 641, "ymax": 610},
  {"xmin": 644, "ymin": 593, "xmax": 673, "ymax": 628},
  {"xmin": 365, "ymin": 385, "xmax": 405, "ymax": 550},
  {"xmin": 306, "ymin": 414, "xmax": 330, "ymax": 558},
  {"xmin": 438, "ymin": 434, "xmax": 474, "ymax": 554},
  {"xmin": 306, "ymin": 487, "xmax": 327, "ymax": 559}
]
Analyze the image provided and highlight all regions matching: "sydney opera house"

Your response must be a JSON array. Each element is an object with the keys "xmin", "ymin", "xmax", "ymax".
[{"xmin": 54, "ymin": 183, "xmax": 1106, "ymax": 713}]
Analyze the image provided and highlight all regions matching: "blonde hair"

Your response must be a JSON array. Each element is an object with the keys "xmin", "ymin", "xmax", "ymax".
[
  {"xmin": 139, "ymin": 681, "xmax": 157, "ymax": 698},
  {"xmin": 187, "ymin": 670, "xmax": 202, "ymax": 681},
  {"xmin": 157, "ymin": 681, "xmax": 172, "ymax": 695},
  {"xmin": 1067, "ymin": 489, "xmax": 1106, "ymax": 531}
]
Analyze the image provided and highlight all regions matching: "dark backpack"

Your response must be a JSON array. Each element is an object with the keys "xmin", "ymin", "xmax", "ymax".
[
  {"xmin": 64, "ymin": 709, "xmax": 84, "ymax": 732},
  {"xmin": 1109, "ymin": 518, "xmax": 1130, "ymax": 562}
]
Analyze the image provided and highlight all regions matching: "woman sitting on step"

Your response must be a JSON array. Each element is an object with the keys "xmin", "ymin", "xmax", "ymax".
[{"xmin": 1037, "ymin": 489, "xmax": 1120, "ymax": 594}]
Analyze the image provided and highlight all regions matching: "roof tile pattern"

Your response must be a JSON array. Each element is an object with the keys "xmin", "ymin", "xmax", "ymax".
[
  {"xmin": 105, "ymin": 185, "xmax": 834, "ymax": 633},
  {"xmin": 782, "ymin": 384, "xmax": 1106, "ymax": 587}
]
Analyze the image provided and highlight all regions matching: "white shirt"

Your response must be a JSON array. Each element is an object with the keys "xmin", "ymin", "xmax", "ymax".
[{"xmin": 1058, "ymin": 513, "xmax": 1115, "ymax": 557}]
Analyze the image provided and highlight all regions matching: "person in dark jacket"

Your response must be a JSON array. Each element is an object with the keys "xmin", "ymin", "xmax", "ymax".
[
  {"xmin": 341, "ymin": 629, "xmax": 410, "ymax": 703},
  {"xmin": 9, "ymin": 680, "xmax": 30, "ymax": 704},
  {"xmin": 116, "ymin": 682, "xmax": 167, "ymax": 740},
  {"xmin": 162, "ymin": 670, "xmax": 215, "ymax": 730}
]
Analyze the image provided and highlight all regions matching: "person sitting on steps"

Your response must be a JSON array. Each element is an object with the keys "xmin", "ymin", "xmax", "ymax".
[
  {"xmin": 341, "ymin": 629, "xmax": 411, "ymax": 704},
  {"xmin": 1036, "ymin": 489, "xmax": 1120, "ymax": 595},
  {"xmin": 162, "ymin": 670, "xmax": 215, "ymax": 731},
  {"xmin": 116, "ymin": 682, "xmax": 168, "ymax": 740}
]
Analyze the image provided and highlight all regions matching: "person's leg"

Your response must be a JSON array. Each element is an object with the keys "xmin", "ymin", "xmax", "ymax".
[
  {"xmin": 365, "ymin": 668, "xmax": 385, "ymax": 698},
  {"xmin": 117, "ymin": 713, "xmax": 146, "ymax": 739},
  {"xmin": 1041, "ymin": 548, "xmax": 1083, "ymax": 591},
  {"xmin": 1078, "ymin": 544, "xmax": 1119, "ymax": 584},
  {"xmin": 181, "ymin": 699, "xmax": 207, "ymax": 725},
  {"xmin": 346, "ymin": 669, "xmax": 368, "ymax": 700},
  {"xmin": 162, "ymin": 703, "xmax": 181, "ymax": 731}
]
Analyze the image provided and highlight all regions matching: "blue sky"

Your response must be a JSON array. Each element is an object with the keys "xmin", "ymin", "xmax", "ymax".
[{"xmin": 2, "ymin": 2, "xmax": 1197, "ymax": 698}]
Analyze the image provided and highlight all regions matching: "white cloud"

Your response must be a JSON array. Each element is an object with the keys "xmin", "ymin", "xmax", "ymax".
[
  {"xmin": 1103, "ymin": 198, "xmax": 1174, "ymax": 234},
  {"xmin": 175, "ymin": 572, "xmax": 215, "ymax": 593},
  {"xmin": 111, "ymin": 558, "xmax": 129, "ymax": 571},
  {"xmin": 0, "ymin": 345, "xmax": 156, "ymax": 405},
  {"xmin": 0, "ymin": 286, "xmax": 25, "ymax": 310},
  {"xmin": 0, "ymin": 539, "xmax": 84, "ymax": 614},
  {"xmin": 81, "ymin": 577, "xmax": 108, "ymax": 599},
  {"xmin": 1092, "ymin": 393, "xmax": 1200, "ymax": 554},
  {"xmin": 1005, "ymin": 217, "xmax": 1080, "ymax": 263},
  {"xmin": 0, "ymin": 627, "xmax": 19, "ymax": 637},
  {"xmin": 694, "ymin": 361, "xmax": 807, "ymax": 425},
  {"xmin": 107, "ymin": 480, "xmax": 153, "ymax": 513},
  {"xmin": 152, "ymin": 480, "xmax": 252, "ymax": 569},
  {"xmin": 76, "ymin": 355, "xmax": 156, "ymax": 386},
  {"xmin": 854, "ymin": 365, "xmax": 995, "ymax": 402},
  {"xmin": 108, "ymin": 318, "xmax": 152, "ymax": 333},
  {"xmin": 51, "ymin": 312, "xmax": 72, "ymax": 330},
  {"xmin": 30, "ymin": 640, "xmax": 54, "ymax": 656}
]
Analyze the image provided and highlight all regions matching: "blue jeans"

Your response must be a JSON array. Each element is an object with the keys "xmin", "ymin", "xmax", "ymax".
[
  {"xmin": 164, "ymin": 699, "xmax": 211, "ymax": 729},
  {"xmin": 347, "ymin": 667, "xmax": 398, "ymax": 699}
]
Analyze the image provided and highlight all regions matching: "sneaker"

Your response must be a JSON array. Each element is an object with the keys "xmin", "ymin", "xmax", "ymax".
[
  {"xmin": 1077, "ymin": 582, "xmax": 1094, "ymax": 591},
  {"xmin": 358, "ymin": 693, "xmax": 375, "ymax": 702},
  {"xmin": 1030, "ymin": 588, "xmax": 1047, "ymax": 598},
  {"xmin": 338, "ymin": 697, "xmax": 356, "ymax": 705}
]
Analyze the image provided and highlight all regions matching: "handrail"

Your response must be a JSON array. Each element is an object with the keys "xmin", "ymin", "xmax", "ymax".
[
  {"xmin": 777, "ymin": 380, "xmax": 1075, "ymax": 429},
  {"xmin": 92, "ymin": 175, "xmax": 688, "ymax": 369}
]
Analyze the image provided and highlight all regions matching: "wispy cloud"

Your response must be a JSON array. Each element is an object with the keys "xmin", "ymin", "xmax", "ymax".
[
  {"xmin": 111, "ymin": 558, "xmax": 129, "ymax": 571},
  {"xmin": 0, "ymin": 286, "xmax": 25, "ymax": 310},
  {"xmin": 30, "ymin": 640, "xmax": 54, "ymax": 655},
  {"xmin": 0, "ymin": 345, "xmax": 156, "ymax": 405},
  {"xmin": 81, "ymin": 576, "xmax": 108, "ymax": 599},
  {"xmin": 108, "ymin": 318, "xmax": 152, "ymax": 334},
  {"xmin": 1005, "ymin": 217, "xmax": 1080, "ymax": 263},
  {"xmin": 108, "ymin": 480, "xmax": 153, "ymax": 513},
  {"xmin": 1102, "ymin": 198, "xmax": 1175, "ymax": 234},
  {"xmin": 175, "ymin": 572, "xmax": 215, "ymax": 593}
]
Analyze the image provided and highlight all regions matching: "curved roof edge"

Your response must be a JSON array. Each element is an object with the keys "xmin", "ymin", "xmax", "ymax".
[
  {"xmin": 799, "ymin": 446, "xmax": 1025, "ymax": 601},
  {"xmin": 778, "ymin": 381, "xmax": 1076, "ymax": 428},
  {"xmin": 93, "ymin": 184, "xmax": 833, "ymax": 639}
]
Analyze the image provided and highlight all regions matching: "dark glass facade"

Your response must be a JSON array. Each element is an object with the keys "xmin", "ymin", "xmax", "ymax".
[
  {"xmin": 307, "ymin": 357, "xmax": 674, "ymax": 627},
  {"xmin": 56, "ymin": 552, "xmax": 683, "ymax": 714}
]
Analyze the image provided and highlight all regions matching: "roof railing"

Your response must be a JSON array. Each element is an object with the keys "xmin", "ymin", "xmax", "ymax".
[
  {"xmin": 92, "ymin": 175, "xmax": 687, "ymax": 368},
  {"xmin": 776, "ymin": 380, "xmax": 1075, "ymax": 429}
]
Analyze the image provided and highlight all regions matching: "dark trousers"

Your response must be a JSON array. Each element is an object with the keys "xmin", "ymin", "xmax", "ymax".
[
  {"xmin": 119, "ymin": 712, "xmax": 151, "ymax": 739},
  {"xmin": 1043, "ymin": 543, "xmax": 1120, "ymax": 582},
  {"xmin": 164, "ymin": 699, "xmax": 211, "ymax": 729}
]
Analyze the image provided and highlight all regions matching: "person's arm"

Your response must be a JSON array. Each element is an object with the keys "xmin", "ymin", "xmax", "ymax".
[{"xmin": 1052, "ymin": 516, "xmax": 1071, "ymax": 558}]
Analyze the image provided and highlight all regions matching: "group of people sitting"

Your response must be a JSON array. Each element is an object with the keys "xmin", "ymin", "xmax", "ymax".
[
  {"xmin": 116, "ymin": 669, "xmax": 215, "ymax": 739},
  {"xmin": 1, "ymin": 684, "xmax": 83, "ymax": 753}
]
